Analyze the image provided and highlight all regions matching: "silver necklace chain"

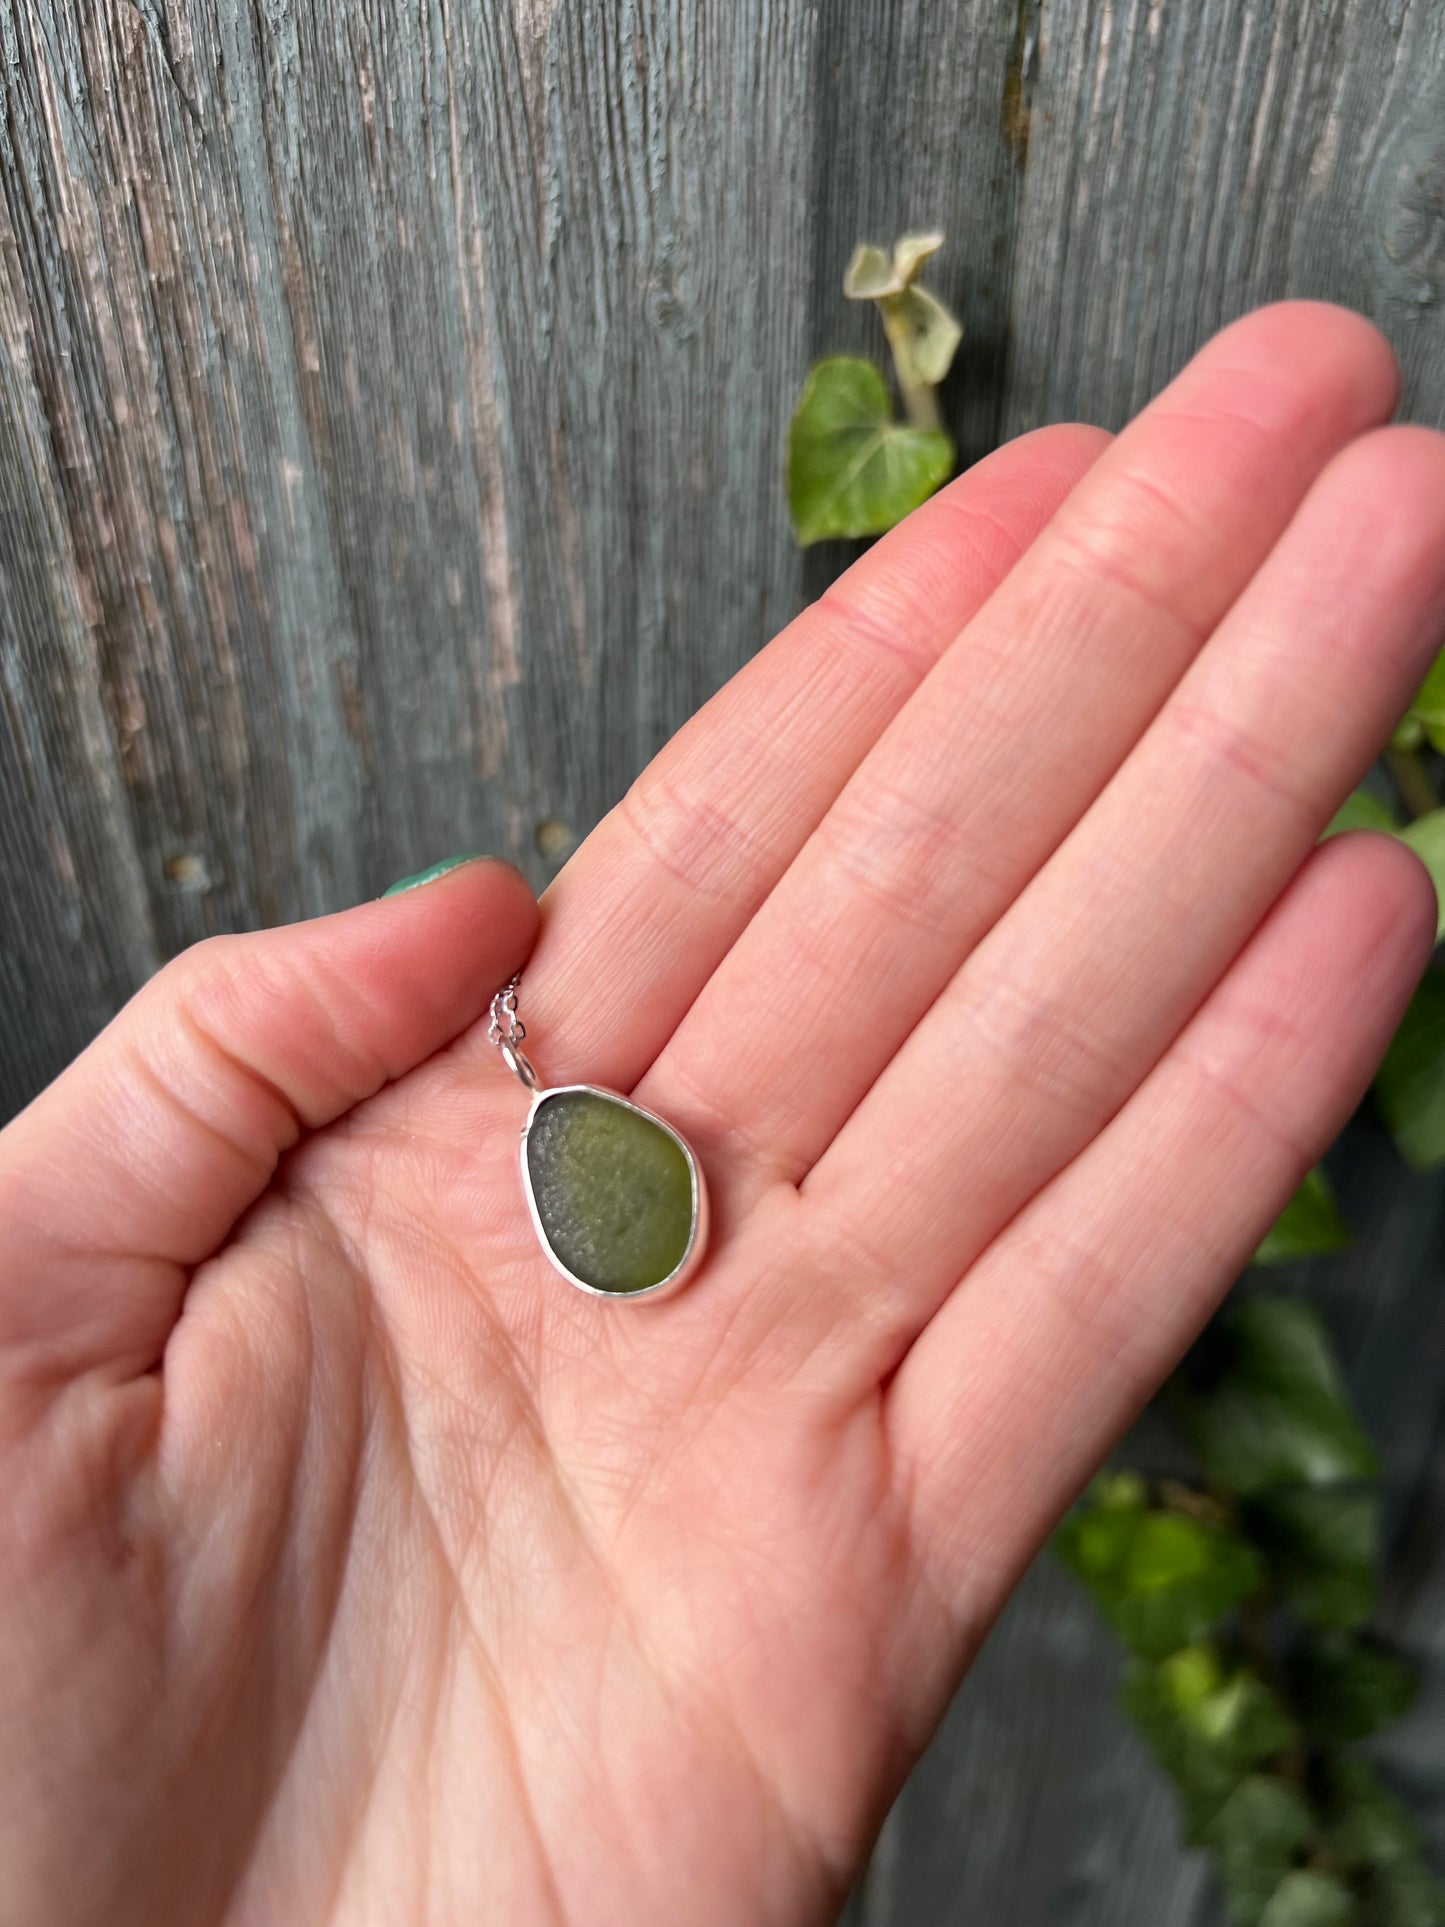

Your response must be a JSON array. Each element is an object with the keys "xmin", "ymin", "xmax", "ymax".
[
  {"xmin": 489, "ymin": 974, "xmax": 539, "ymax": 1091},
  {"xmin": 488, "ymin": 973, "xmax": 525, "ymax": 1049}
]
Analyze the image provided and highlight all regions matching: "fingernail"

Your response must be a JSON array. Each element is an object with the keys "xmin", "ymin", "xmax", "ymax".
[{"xmin": 382, "ymin": 854, "xmax": 490, "ymax": 897}]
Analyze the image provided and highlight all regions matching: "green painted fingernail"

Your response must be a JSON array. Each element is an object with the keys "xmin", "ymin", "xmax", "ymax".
[{"xmin": 382, "ymin": 854, "xmax": 489, "ymax": 897}]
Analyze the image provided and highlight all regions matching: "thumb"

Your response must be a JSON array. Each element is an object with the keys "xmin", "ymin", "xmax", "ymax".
[{"xmin": 0, "ymin": 856, "xmax": 539, "ymax": 1380}]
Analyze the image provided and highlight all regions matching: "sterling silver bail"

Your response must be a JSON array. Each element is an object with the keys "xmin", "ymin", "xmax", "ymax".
[{"xmin": 488, "ymin": 972, "xmax": 709, "ymax": 1302}]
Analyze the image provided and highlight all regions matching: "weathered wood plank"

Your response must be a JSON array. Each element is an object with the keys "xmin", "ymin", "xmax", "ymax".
[
  {"xmin": 1006, "ymin": 0, "xmax": 1445, "ymax": 436},
  {"xmin": 3, "ymin": 6, "xmax": 1445, "ymax": 1926},
  {"xmin": 0, "ymin": 0, "xmax": 826, "ymax": 1110}
]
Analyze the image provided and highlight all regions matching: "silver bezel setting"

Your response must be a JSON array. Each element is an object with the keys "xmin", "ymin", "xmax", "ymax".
[{"xmin": 519, "ymin": 1083, "xmax": 709, "ymax": 1302}]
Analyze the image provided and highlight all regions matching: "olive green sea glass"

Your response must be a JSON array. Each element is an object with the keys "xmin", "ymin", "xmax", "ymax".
[{"xmin": 524, "ymin": 1089, "xmax": 695, "ymax": 1294}]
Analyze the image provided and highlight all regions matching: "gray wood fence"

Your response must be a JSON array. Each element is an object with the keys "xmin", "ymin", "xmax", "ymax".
[{"xmin": 3, "ymin": 4, "xmax": 1444, "ymax": 1921}]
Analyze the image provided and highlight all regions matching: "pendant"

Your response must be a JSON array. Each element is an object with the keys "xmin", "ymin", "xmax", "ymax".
[{"xmin": 489, "ymin": 976, "xmax": 708, "ymax": 1300}]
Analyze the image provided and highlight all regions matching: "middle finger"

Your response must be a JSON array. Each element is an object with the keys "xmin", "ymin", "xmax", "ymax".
[{"xmin": 633, "ymin": 304, "xmax": 1397, "ymax": 1203}]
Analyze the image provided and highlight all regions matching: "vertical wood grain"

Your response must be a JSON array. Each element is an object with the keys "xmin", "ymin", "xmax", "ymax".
[{"xmin": 3, "ymin": 6, "xmax": 1444, "ymax": 1925}]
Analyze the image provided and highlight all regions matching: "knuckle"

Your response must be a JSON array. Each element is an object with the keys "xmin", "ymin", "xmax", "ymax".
[{"xmin": 952, "ymin": 970, "xmax": 1132, "ymax": 1113}]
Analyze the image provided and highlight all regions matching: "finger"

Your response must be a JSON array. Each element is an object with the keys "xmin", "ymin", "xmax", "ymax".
[
  {"xmin": 887, "ymin": 832, "xmax": 1436, "ymax": 1644},
  {"xmin": 0, "ymin": 859, "xmax": 539, "ymax": 1380},
  {"xmin": 632, "ymin": 302, "xmax": 1401, "ymax": 1194},
  {"xmin": 797, "ymin": 421, "xmax": 1445, "ymax": 1375},
  {"xmin": 492, "ymin": 426, "xmax": 1109, "ymax": 1090}
]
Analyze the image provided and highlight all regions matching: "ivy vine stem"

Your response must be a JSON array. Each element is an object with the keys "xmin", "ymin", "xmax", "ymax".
[{"xmin": 879, "ymin": 305, "xmax": 945, "ymax": 434}]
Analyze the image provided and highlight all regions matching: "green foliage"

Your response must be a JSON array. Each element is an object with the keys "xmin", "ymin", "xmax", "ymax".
[
  {"xmin": 1255, "ymin": 1170, "xmax": 1350, "ymax": 1266},
  {"xmin": 1056, "ymin": 1476, "xmax": 1264, "ymax": 1658},
  {"xmin": 1324, "ymin": 1759, "xmax": 1445, "ymax": 1926},
  {"xmin": 1258, "ymin": 1872, "xmax": 1356, "ymax": 1927},
  {"xmin": 1056, "ymin": 1295, "xmax": 1442, "ymax": 1925},
  {"xmin": 842, "ymin": 232, "xmax": 963, "ymax": 403},
  {"xmin": 1205, "ymin": 1776, "xmax": 1318, "ymax": 1926},
  {"xmin": 1374, "ymin": 971, "xmax": 1445, "ymax": 1170},
  {"xmin": 1394, "ymin": 650, "xmax": 1445, "ymax": 755},
  {"xmin": 1172, "ymin": 1297, "xmax": 1379, "ymax": 1498},
  {"xmin": 1324, "ymin": 790, "xmax": 1400, "ymax": 838},
  {"xmin": 1294, "ymin": 1634, "xmax": 1418, "ymax": 1744},
  {"xmin": 1122, "ymin": 1646, "xmax": 1298, "ymax": 1840},
  {"xmin": 787, "ymin": 233, "xmax": 961, "ymax": 545},
  {"xmin": 1247, "ymin": 1485, "xmax": 1377, "ymax": 1630},
  {"xmin": 787, "ymin": 358, "xmax": 954, "ymax": 547}
]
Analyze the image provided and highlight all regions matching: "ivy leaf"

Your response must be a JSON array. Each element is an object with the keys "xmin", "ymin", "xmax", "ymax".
[
  {"xmin": 1123, "ymin": 1647, "xmax": 1298, "ymax": 1840},
  {"xmin": 1258, "ymin": 1870, "xmax": 1356, "ymax": 1927},
  {"xmin": 1294, "ymin": 1632, "xmax": 1417, "ymax": 1743},
  {"xmin": 1324, "ymin": 1757, "xmax": 1429, "ymax": 1869},
  {"xmin": 1369, "ymin": 1863, "xmax": 1445, "ymax": 1927},
  {"xmin": 1173, "ymin": 1298, "xmax": 1379, "ymax": 1498},
  {"xmin": 1322, "ymin": 1759, "xmax": 1445, "ymax": 1926},
  {"xmin": 891, "ymin": 230, "xmax": 946, "ymax": 285},
  {"xmin": 1375, "ymin": 970, "xmax": 1445, "ymax": 1171},
  {"xmin": 842, "ymin": 235, "xmax": 963, "ymax": 394},
  {"xmin": 1399, "ymin": 812, "xmax": 1445, "ymax": 942},
  {"xmin": 1366, "ymin": 1859, "xmax": 1445, "ymax": 1927},
  {"xmin": 786, "ymin": 357, "xmax": 953, "ymax": 546},
  {"xmin": 842, "ymin": 231, "xmax": 945, "ymax": 298},
  {"xmin": 1203, "ymin": 1776, "xmax": 1318, "ymax": 1927},
  {"xmin": 841, "ymin": 244, "xmax": 898, "ymax": 300},
  {"xmin": 1254, "ymin": 1169, "xmax": 1350, "ymax": 1266},
  {"xmin": 1324, "ymin": 790, "xmax": 1400, "ymax": 838},
  {"xmin": 884, "ymin": 284, "xmax": 965, "ymax": 390},
  {"xmin": 1399, "ymin": 649, "xmax": 1445, "ymax": 754},
  {"xmin": 1247, "ymin": 1486, "xmax": 1378, "ymax": 1628},
  {"xmin": 1056, "ymin": 1480, "xmax": 1264, "ymax": 1658}
]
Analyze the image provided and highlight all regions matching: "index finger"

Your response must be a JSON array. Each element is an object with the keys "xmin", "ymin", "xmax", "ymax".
[{"xmin": 502, "ymin": 425, "xmax": 1109, "ymax": 1090}]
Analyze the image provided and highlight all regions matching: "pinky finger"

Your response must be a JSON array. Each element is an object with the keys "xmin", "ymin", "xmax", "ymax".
[{"xmin": 888, "ymin": 830, "xmax": 1438, "ymax": 1653}]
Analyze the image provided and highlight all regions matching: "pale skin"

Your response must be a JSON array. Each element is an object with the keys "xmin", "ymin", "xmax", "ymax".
[{"xmin": 3, "ymin": 303, "xmax": 1445, "ymax": 1927}]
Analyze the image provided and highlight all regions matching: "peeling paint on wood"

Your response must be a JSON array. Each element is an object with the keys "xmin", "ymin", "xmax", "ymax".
[{"xmin": 3, "ymin": 6, "xmax": 1445, "ymax": 1923}]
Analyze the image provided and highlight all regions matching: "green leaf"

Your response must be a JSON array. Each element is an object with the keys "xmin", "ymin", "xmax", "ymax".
[
  {"xmin": 1254, "ymin": 1169, "xmax": 1351, "ymax": 1266},
  {"xmin": 1258, "ymin": 1870, "xmax": 1356, "ymax": 1927},
  {"xmin": 1204, "ymin": 1776, "xmax": 1318, "ymax": 1927},
  {"xmin": 1368, "ymin": 1860, "xmax": 1445, "ymax": 1927},
  {"xmin": 842, "ymin": 244, "xmax": 897, "ymax": 300},
  {"xmin": 1322, "ymin": 1759, "xmax": 1445, "ymax": 1926},
  {"xmin": 891, "ymin": 230, "xmax": 945, "ymax": 285},
  {"xmin": 786, "ymin": 357, "xmax": 954, "ymax": 546},
  {"xmin": 1324, "ymin": 1757, "xmax": 1428, "ymax": 1870},
  {"xmin": 1173, "ymin": 1297, "xmax": 1379, "ymax": 1498},
  {"xmin": 1247, "ymin": 1485, "xmax": 1377, "ymax": 1628},
  {"xmin": 1404, "ymin": 650, "xmax": 1445, "ymax": 730},
  {"xmin": 1295, "ymin": 1632, "xmax": 1417, "ymax": 1742},
  {"xmin": 1399, "ymin": 812, "xmax": 1445, "ymax": 942},
  {"xmin": 1123, "ymin": 1648, "xmax": 1298, "ymax": 1839},
  {"xmin": 1375, "ymin": 970, "xmax": 1445, "ymax": 1170},
  {"xmin": 882, "ymin": 284, "xmax": 964, "ymax": 390},
  {"xmin": 1399, "ymin": 652, "xmax": 1445, "ymax": 758},
  {"xmin": 1055, "ymin": 1483, "xmax": 1264, "ymax": 1658},
  {"xmin": 1325, "ymin": 790, "xmax": 1400, "ymax": 838},
  {"xmin": 842, "ymin": 231, "xmax": 945, "ymax": 299}
]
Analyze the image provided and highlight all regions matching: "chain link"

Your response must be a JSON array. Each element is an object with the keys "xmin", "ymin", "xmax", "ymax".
[{"xmin": 488, "ymin": 972, "xmax": 526, "ymax": 1049}]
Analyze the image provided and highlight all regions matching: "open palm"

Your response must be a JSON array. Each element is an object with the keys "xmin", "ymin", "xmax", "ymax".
[{"xmin": 4, "ymin": 305, "xmax": 1444, "ymax": 1927}]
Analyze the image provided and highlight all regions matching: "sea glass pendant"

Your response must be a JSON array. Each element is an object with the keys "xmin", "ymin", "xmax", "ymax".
[{"xmin": 490, "ymin": 978, "xmax": 708, "ymax": 1300}]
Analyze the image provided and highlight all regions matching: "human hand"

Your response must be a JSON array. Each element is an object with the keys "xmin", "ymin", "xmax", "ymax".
[{"xmin": 2, "ymin": 303, "xmax": 1441, "ymax": 1927}]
